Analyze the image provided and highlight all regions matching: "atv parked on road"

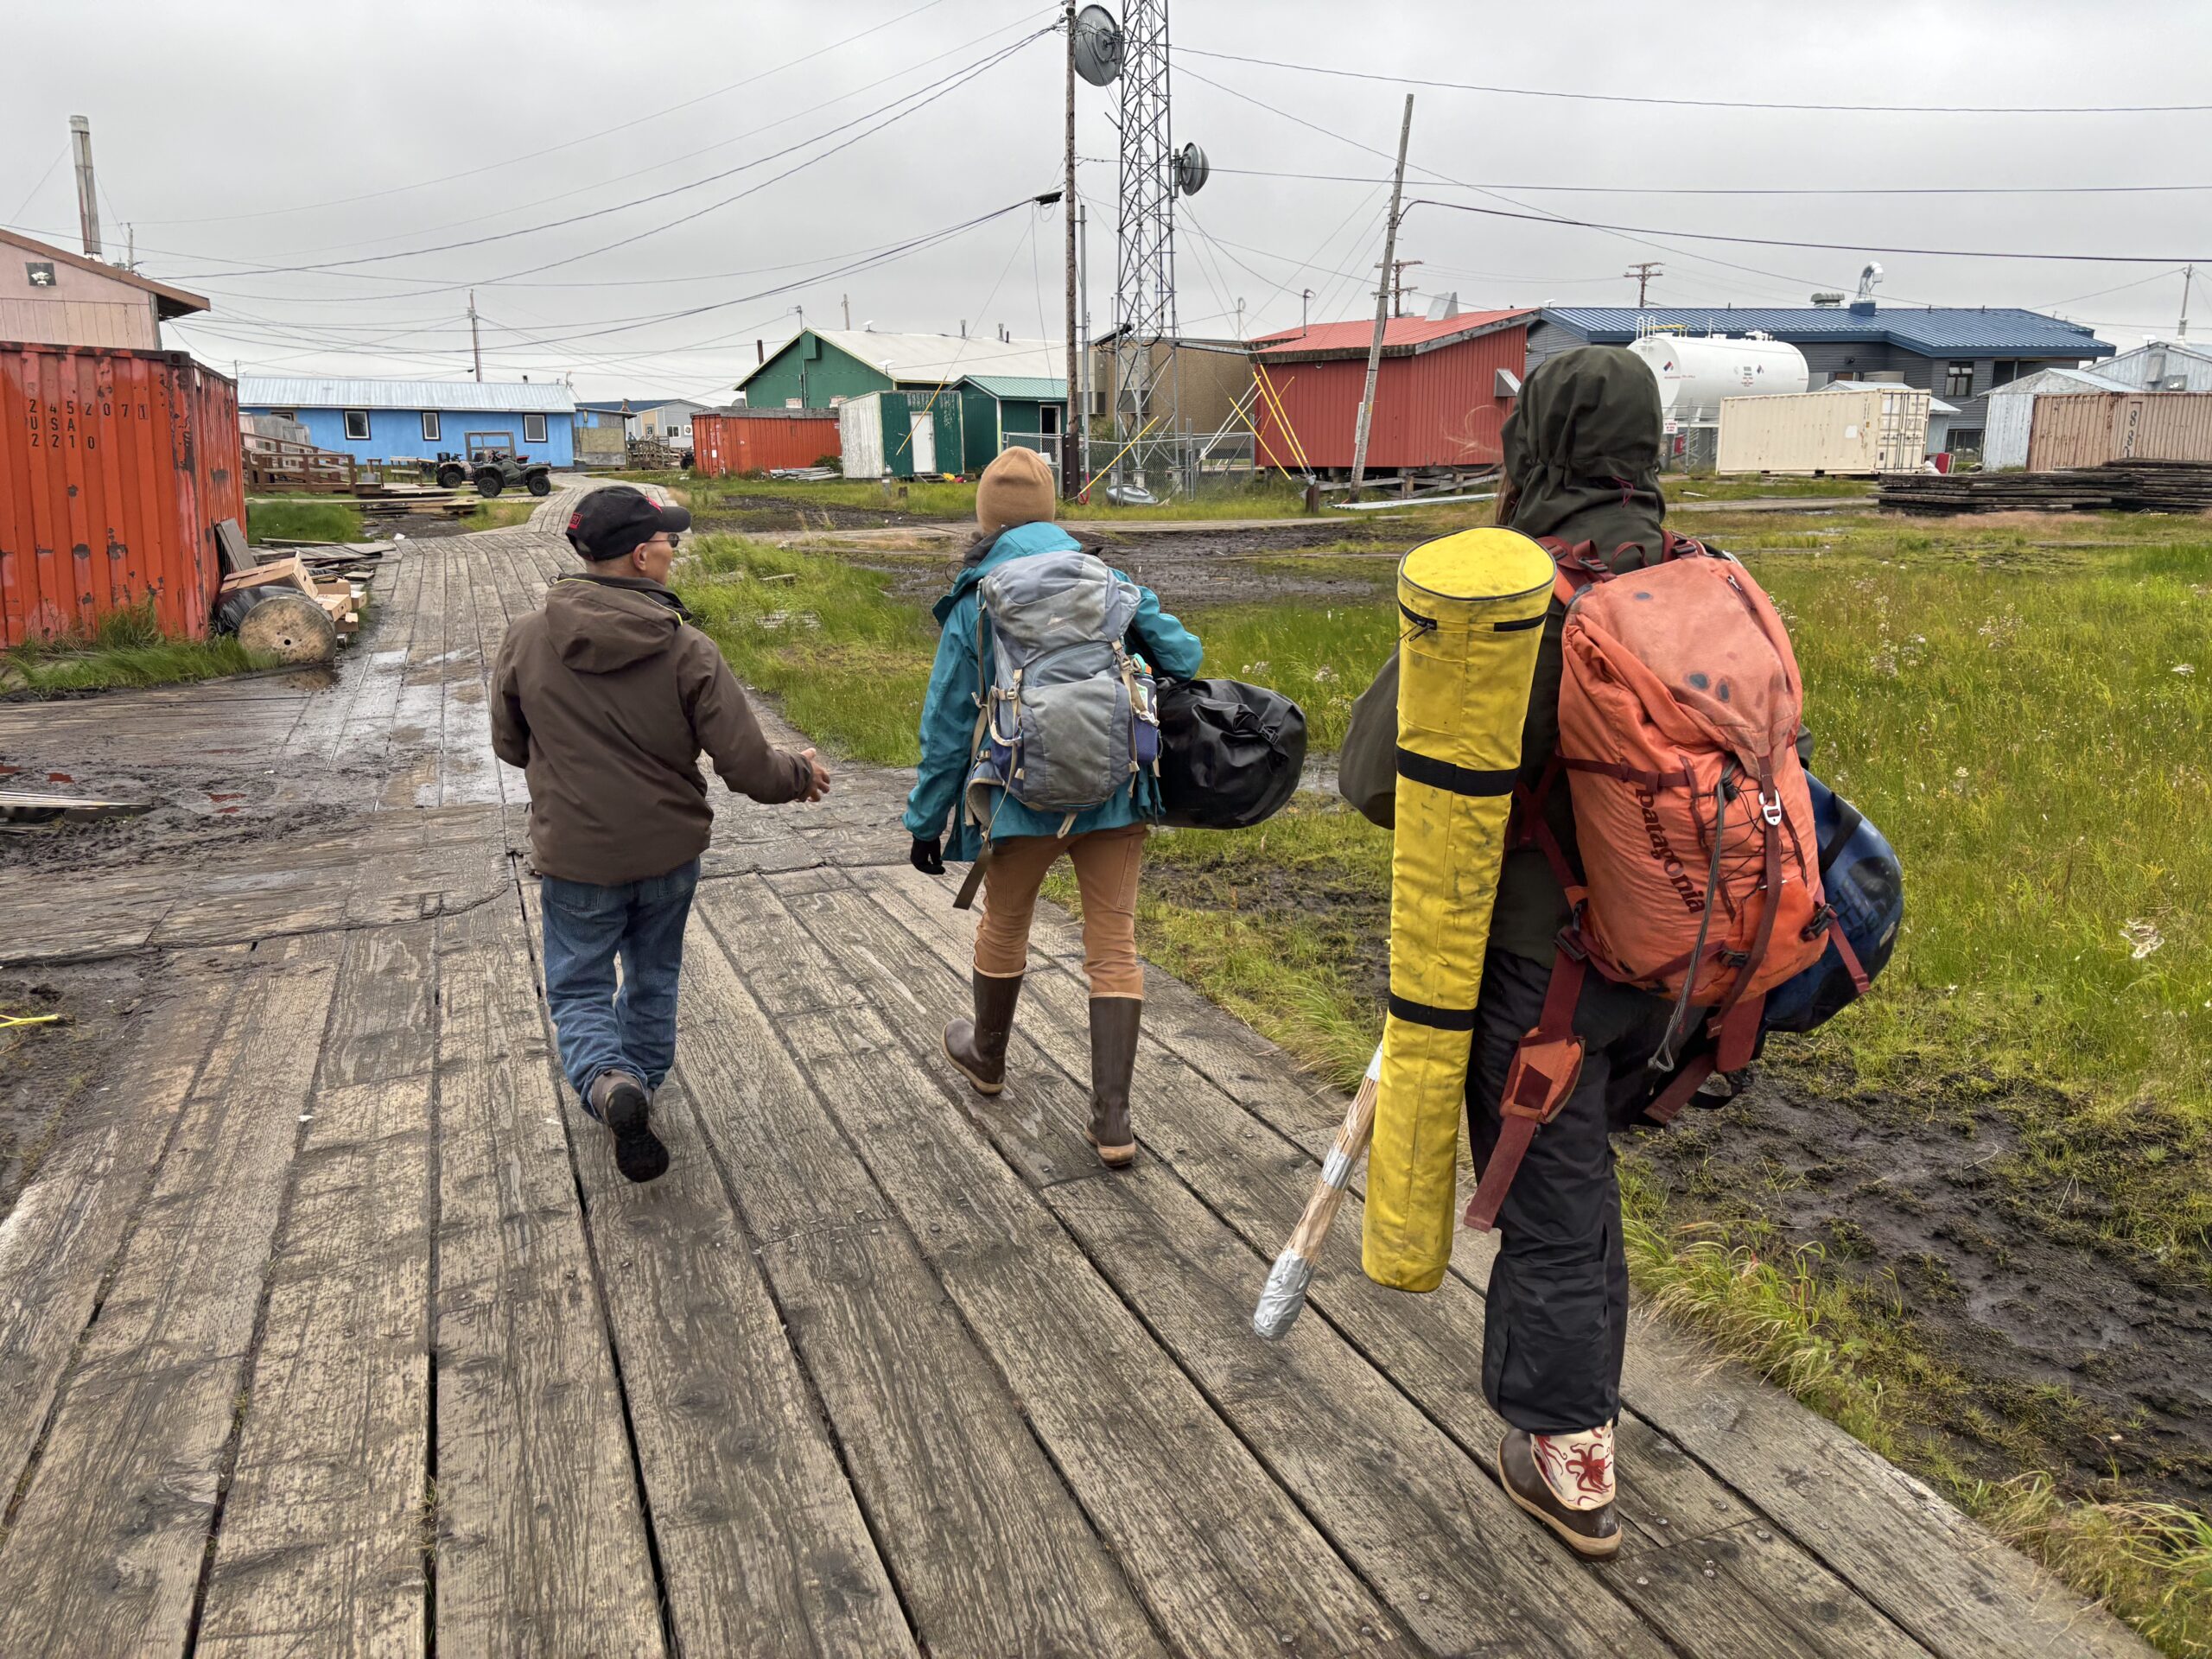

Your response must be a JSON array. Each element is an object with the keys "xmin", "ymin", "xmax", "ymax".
[{"xmin": 434, "ymin": 431, "xmax": 554, "ymax": 497}]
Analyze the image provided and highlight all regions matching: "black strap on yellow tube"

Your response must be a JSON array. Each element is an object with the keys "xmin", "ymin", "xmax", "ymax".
[{"xmin": 1363, "ymin": 528, "xmax": 1555, "ymax": 1293}]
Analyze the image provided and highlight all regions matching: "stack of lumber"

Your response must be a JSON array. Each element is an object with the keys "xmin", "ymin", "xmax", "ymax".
[
  {"xmin": 352, "ymin": 489, "xmax": 476, "ymax": 521},
  {"xmin": 217, "ymin": 556, "xmax": 361, "ymax": 638},
  {"xmin": 258, "ymin": 537, "xmax": 395, "ymax": 582},
  {"xmin": 1880, "ymin": 459, "xmax": 2212, "ymax": 514}
]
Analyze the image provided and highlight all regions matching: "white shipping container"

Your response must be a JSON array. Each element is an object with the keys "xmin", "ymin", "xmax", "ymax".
[
  {"xmin": 840, "ymin": 393, "xmax": 887, "ymax": 480},
  {"xmin": 1717, "ymin": 387, "xmax": 1930, "ymax": 475}
]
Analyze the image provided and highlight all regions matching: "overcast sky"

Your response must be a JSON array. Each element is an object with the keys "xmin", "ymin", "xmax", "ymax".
[{"xmin": 7, "ymin": 0, "xmax": 2207, "ymax": 399}]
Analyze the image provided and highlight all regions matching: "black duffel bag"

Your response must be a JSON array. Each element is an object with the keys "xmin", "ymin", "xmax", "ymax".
[{"xmin": 1155, "ymin": 678, "xmax": 1306, "ymax": 830}]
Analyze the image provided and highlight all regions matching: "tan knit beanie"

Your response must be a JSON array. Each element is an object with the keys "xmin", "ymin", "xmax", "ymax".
[{"xmin": 976, "ymin": 445, "xmax": 1058, "ymax": 534}]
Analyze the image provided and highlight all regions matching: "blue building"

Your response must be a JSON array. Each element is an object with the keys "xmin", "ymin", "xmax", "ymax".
[
  {"xmin": 1528, "ymin": 302, "xmax": 2113, "ymax": 451},
  {"xmin": 237, "ymin": 376, "xmax": 578, "ymax": 467}
]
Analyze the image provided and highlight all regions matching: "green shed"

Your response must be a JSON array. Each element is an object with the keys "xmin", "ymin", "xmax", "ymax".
[{"xmin": 961, "ymin": 375, "xmax": 1070, "ymax": 474}]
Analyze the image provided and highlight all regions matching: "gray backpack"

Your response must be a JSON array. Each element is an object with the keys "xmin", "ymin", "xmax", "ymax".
[{"xmin": 963, "ymin": 550, "xmax": 1161, "ymax": 836}]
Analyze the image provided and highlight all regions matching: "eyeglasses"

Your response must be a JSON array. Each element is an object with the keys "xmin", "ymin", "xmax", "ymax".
[{"xmin": 659, "ymin": 532, "xmax": 682, "ymax": 552}]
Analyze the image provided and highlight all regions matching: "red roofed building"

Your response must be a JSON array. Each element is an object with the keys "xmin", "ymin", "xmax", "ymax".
[{"xmin": 1251, "ymin": 308, "xmax": 1534, "ymax": 474}]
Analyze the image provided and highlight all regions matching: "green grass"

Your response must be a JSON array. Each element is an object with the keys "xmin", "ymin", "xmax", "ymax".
[
  {"xmin": 1, "ymin": 599, "xmax": 269, "ymax": 696},
  {"xmin": 246, "ymin": 496, "xmax": 364, "ymax": 544},
  {"xmin": 461, "ymin": 499, "xmax": 538, "ymax": 531},
  {"xmin": 1664, "ymin": 473, "xmax": 1877, "ymax": 501},
  {"xmin": 673, "ymin": 535, "xmax": 940, "ymax": 766}
]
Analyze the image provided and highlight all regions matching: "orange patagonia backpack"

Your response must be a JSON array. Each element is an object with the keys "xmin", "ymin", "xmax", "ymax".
[{"xmin": 1465, "ymin": 531, "xmax": 1829, "ymax": 1230}]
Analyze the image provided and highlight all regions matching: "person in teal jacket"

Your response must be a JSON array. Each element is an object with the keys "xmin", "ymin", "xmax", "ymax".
[{"xmin": 905, "ymin": 447, "xmax": 1202, "ymax": 1166}]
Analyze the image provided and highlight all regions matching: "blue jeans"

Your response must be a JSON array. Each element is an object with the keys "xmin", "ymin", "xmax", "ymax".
[{"xmin": 538, "ymin": 859, "xmax": 701, "ymax": 1109}]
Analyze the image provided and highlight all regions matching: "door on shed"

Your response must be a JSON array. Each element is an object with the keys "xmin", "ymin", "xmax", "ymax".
[{"xmin": 909, "ymin": 410, "xmax": 937, "ymax": 473}]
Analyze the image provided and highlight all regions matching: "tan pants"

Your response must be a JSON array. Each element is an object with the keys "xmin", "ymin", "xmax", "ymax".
[{"xmin": 973, "ymin": 824, "xmax": 1146, "ymax": 998}]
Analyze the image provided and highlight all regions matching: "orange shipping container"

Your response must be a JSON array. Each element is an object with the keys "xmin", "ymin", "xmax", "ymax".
[
  {"xmin": 2026, "ymin": 391, "xmax": 2212, "ymax": 471},
  {"xmin": 692, "ymin": 410, "xmax": 842, "ymax": 477},
  {"xmin": 1, "ymin": 341, "xmax": 243, "ymax": 645}
]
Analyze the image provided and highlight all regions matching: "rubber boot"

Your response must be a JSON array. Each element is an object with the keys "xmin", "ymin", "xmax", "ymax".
[
  {"xmin": 1497, "ymin": 1426, "xmax": 1621, "ymax": 1560},
  {"xmin": 944, "ymin": 971, "xmax": 1023, "ymax": 1096},
  {"xmin": 1086, "ymin": 996, "xmax": 1141, "ymax": 1168}
]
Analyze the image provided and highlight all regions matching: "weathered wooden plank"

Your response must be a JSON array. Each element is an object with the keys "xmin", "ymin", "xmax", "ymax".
[
  {"xmin": 0, "ymin": 948, "xmax": 242, "ymax": 1500},
  {"xmin": 432, "ymin": 899, "xmax": 664, "ymax": 1657},
  {"xmin": 195, "ymin": 1075, "xmax": 435, "ymax": 1658},
  {"xmin": 1053, "ymin": 1163, "xmax": 1672, "ymax": 1656},
  {"xmin": 1621, "ymin": 1334, "xmax": 2155, "ymax": 1659},
  {"xmin": 511, "ymin": 885, "xmax": 918, "ymax": 1659},
  {"xmin": 868, "ymin": 864, "xmax": 2145, "ymax": 1659},
  {"xmin": 805, "ymin": 874, "xmax": 1694, "ymax": 1656},
  {"xmin": 765, "ymin": 880, "xmax": 1110, "ymax": 1189},
  {"xmin": 0, "ymin": 932, "xmax": 341, "ymax": 1656},
  {"xmin": 724, "ymin": 874, "xmax": 1410, "ymax": 1659},
  {"xmin": 683, "ymin": 888, "xmax": 1166, "ymax": 1659},
  {"xmin": 861, "ymin": 867, "xmax": 1940, "ymax": 1655}
]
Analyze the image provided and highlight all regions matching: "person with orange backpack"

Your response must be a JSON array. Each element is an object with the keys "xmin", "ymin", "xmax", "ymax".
[{"xmin": 1339, "ymin": 345, "xmax": 1845, "ymax": 1558}]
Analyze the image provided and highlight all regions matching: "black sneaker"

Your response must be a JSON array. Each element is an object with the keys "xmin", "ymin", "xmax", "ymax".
[{"xmin": 589, "ymin": 1071, "xmax": 668, "ymax": 1184}]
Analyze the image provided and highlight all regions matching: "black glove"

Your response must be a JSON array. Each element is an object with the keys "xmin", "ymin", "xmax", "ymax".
[{"xmin": 910, "ymin": 836, "xmax": 946, "ymax": 875}]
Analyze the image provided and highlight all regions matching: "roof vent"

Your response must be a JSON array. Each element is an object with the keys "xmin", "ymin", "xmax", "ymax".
[
  {"xmin": 1425, "ymin": 290, "xmax": 1460, "ymax": 321},
  {"xmin": 1811, "ymin": 292, "xmax": 1846, "ymax": 308}
]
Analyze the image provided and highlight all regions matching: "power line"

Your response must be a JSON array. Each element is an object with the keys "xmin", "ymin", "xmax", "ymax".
[
  {"xmin": 1179, "ymin": 66, "xmax": 1871, "ymax": 308},
  {"xmin": 1205, "ymin": 165, "xmax": 2212, "ymax": 198},
  {"xmin": 233, "ymin": 6, "xmax": 1055, "ymax": 263},
  {"xmin": 8, "ymin": 149, "xmax": 67, "ymax": 222},
  {"xmin": 175, "ymin": 29, "xmax": 1053, "ymax": 282},
  {"xmin": 137, "ymin": 0, "xmax": 966, "ymax": 227},
  {"xmin": 1179, "ymin": 46, "xmax": 2212, "ymax": 115},
  {"xmin": 1404, "ymin": 197, "xmax": 2211, "ymax": 264}
]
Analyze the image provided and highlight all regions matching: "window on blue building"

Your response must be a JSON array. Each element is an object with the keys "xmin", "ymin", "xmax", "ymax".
[
  {"xmin": 421, "ymin": 411, "xmax": 441, "ymax": 442},
  {"xmin": 344, "ymin": 410, "xmax": 371, "ymax": 441},
  {"xmin": 524, "ymin": 413, "xmax": 549, "ymax": 444}
]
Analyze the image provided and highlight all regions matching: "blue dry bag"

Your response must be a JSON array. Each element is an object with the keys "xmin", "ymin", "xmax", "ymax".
[{"xmin": 1761, "ymin": 773, "xmax": 1903, "ymax": 1034}]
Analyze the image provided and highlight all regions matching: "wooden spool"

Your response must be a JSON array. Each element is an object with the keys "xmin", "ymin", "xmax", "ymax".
[{"xmin": 237, "ymin": 591, "xmax": 338, "ymax": 664}]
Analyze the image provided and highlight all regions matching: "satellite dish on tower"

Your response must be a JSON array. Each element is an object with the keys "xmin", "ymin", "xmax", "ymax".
[
  {"xmin": 1073, "ymin": 5, "xmax": 1123, "ymax": 86},
  {"xmin": 1175, "ymin": 142, "xmax": 1209, "ymax": 196}
]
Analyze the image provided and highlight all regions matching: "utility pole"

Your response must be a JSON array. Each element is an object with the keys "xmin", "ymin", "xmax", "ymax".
[
  {"xmin": 1350, "ymin": 94, "xmax": 1414, "ymax": 495},
  {"xmin": 2180, "ymin": 264, "xmax": 2195, "ymax": 341},
  {"xmin": 467, "ymin": 290, "xmax": 483, "ymax": 382},
  {"xmin": 1077, "ymin": 200, "xmax": 1091, "ymax": 486},
  {"xmin": 1062, "ymin": 0, "xmax": 1080, "ymax": 494},
  {"xmin": 1235, "ymin": 297, "xmax": 1245, "ymax": 340},
  {"xmin": 1626, "ymin": 261, "xmax": 1662, "ymax": 307},
  {"xmin": 69, "ymin": 116, "xmax": 103, "ymax": 260},
  {"xmin": 1383, "ymin": 257, "xmax": 1423, "ymax": 318}
]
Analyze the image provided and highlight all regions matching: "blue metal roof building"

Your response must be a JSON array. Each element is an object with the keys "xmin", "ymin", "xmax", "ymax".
[{"xmin": 1529, "ymin": 303, "xmax": 2114, "ymax": 448}]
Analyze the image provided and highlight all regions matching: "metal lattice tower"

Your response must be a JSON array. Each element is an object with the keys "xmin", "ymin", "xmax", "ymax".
[{"xmin": 1109, "ymin": 0, "xmax": 1179, "ymax": 489}]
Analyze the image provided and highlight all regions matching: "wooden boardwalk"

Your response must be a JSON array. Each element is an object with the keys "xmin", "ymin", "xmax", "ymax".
[{"xmin": 0, "ymin": 487, "xmax": 2147, "ymax": 1657}]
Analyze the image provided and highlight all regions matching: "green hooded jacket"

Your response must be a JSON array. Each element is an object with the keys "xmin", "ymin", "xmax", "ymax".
[{"xmin": 1338, "ymin": 344, "xmax": 1669, "ymax": 963}]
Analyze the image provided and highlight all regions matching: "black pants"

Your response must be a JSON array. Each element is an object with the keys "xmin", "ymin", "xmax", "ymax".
[{"xmin": 1466, "ymin": 948, "xmax": 1675, "ymax": 1435}]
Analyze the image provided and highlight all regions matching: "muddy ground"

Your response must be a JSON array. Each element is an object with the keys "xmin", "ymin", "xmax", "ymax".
[
  {"xmin": 836, "ymin": 519, "xmax": 1401, "ymax": 610},
  {"xmin": 698, "ymin": 493, "xmax": 925, "ymax": 534},
  {"xmin": 1141, "ymin": 838, "xmax": 2212, "ymax": 1514},
  {"xmin": 0, "ymin": 957, "xmax": 154, "ymax": 1225}
]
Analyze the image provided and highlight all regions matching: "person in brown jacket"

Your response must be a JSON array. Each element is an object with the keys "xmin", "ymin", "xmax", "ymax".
[{"xmin": 492, "ymin": 486, "xmax": 830, "ymax": 1181}]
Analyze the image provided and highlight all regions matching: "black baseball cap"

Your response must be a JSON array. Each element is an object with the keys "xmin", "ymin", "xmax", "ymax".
[{"xmin": 566, "ymin": 486, "xmax": 692, "ymax": 562}]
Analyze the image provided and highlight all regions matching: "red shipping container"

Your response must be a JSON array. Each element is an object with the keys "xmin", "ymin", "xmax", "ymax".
[
  {"xmin": 1252, "ymin": 311, "xmax": 1533, "ymax": 473},
  {"xmin": 1, "ymin": 342, "xmax": 242, "ymax": 645},
  {"xmin": 692, "ymin": 410, "xmax": 842, "ymax": 477}
]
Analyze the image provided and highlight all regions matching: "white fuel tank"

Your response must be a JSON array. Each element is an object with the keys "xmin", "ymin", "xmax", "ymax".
[{"xmin": 1631, "ymin": 334, "xmax": 1810, "ymax": 423}]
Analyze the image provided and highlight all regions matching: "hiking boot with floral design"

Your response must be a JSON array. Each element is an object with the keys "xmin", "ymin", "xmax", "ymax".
[{"xmin": 1497, "ymin": 1423, "xmax": 1621, "ymax": 1559}]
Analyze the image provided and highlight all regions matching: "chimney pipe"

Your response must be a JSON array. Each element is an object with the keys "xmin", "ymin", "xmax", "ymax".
[
  {"xmin": 70, "ymin": 116, "xmax": 103, "ymax": 260},
  {"xmin": 757, "ymin": 340, "xmax": 765, "ymax": 365}
]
